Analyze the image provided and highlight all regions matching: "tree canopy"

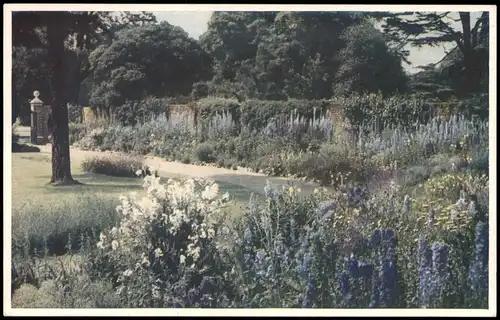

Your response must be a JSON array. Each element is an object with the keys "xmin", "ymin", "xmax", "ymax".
[{"xmin": 89, "ymin": 21, "xmax": 213, "ymax": 114}]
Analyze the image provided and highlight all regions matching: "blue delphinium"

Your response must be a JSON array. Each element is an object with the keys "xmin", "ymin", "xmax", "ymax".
[
  {"xmin": 302, "ymin": 277, "xmax": 317, "ymax": 308},
  {"xmin": 370, "ymin": 229, "xmax": 382, "ymax": 248},
  {"xmin": 339, "ymin": 272, "xmax": 350, "ymax": 296},
  {"xmin": 243, "ymin": 253, "xmax": 254, "ymax": 271},
  {"xmin": 369, "ymin": 229, "xmax": 398, "ymax": 308},
  {"xmin": 348, "ymin": 254, "xmax": 361, "ymax": 279},
  {"xmin": 369, "ymin": 278, "xmax": 381, "ymax": 308},
  {"xmin": 432, "ymin": 243, "xmax": 449, "ymax": 275},
  {"xmin": 428, "ymin": 242, "xmax": 450, "ymax": 305},
  {"xmin": 300, "ymin": 251, "xmax": 313, "ymax": 279},
  {"xmin": 381, "ymin": 229, "xmax": 397, "ymax": 249},
  {"xmin": 254, "ymin": 249, "xmax": 268, "ymax": 277},
  {"xmin": 468, "ymin": 221, "xmax": 489, "ymax": 298},
  {"xmin": 379, "ymin": 258, "xmax": 398, "ymax": 308},
  {"xmin": 418, "ymin": 236, "xmax": 433, "ymax": 307}
]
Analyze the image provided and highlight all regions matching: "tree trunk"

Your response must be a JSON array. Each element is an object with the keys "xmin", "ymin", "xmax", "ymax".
[
  {"xmin": 46, "ymin": 14, "xmax": 78, "ymax": 185},
  {"xmin": 459, "ymin": 12, "xmax": 481, "ymax": 95}
]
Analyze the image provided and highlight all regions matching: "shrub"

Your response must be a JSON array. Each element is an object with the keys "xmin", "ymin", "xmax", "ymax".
[
  {"xmin": 115, "ymin": 96, "xmax": 167, "ymax": 126},
  {"xmin": 195, "ymin": 142, "xmax": 216, "ymax": 163},
  {"xmin": 11, "ymin": 283, "xmax": 59, "ymax": 308},
  {"xmin": 81, "ymin": 154, "xmax": 145, "ymax": 178},
  {"xmin": 191, "ymin": 82, "xmax": 209, "ymax": 100},
  {"xmin": 68, "ymin": 122, "xmax": 86, "ymax": 145},
  {"xmin": 336, "ymin": 92, "xmax": 434, "ymax": 130},
  {"xmin": 67, "ymin": 104, "xmax": 83, "ymax": 123},
  {"xmin": 85, "ymin": 174, "xmax": 232, "ymax": 308}
]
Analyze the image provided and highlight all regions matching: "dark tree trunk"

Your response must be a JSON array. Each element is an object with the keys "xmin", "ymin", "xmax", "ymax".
[
  {"xmin": 46, "ymin": 14, "xmax": 78, "ymax": 185},
  {"xmin": 459, "ymin": 12, "xmax": 482, "ymax": 95}
]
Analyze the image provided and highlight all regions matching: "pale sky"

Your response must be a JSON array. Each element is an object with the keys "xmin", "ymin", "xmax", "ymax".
[{"xmin": 153, "ymin": 11, "xmax": 483, "ymax": 74}]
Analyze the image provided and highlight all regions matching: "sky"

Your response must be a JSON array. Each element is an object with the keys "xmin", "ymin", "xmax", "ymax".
[{"xmin": 153, "ymin": 11, "xmax": 482, "ymax": 75}]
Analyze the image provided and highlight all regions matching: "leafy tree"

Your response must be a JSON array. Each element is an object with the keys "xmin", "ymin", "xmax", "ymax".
[
  {"xmin": 11, "ymin": 11, "xmax": 155, "ymax": 184},
  {"xmin": 373, "ymin": 11, "xmax": 489, "ymax": 95},
  {"xmin": 333, "ymin": 19, "xmax": 409, "ymax": 96},
  {"xmin": 201, "ymin": 11, "xmax": 406, "ymax": 100},
  {"xmin": 89, "ymin": 21, "xmax": 213, "ymax": 119}
]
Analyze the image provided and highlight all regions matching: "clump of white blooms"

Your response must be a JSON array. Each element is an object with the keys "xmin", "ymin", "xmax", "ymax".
[{"xmin": 96, "ymin": 173, "xmax": 230, "ymax": 275}]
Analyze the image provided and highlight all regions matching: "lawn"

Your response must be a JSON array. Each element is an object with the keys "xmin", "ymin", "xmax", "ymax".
[{"xmin": 10, "ymin": 151, "xmax": 253, "ymax": 257}]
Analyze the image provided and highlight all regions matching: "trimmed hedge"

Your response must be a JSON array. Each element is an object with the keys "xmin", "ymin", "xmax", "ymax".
[
  {"xmin": 240, "ymin": 99, "xmax": 331, "ymax": 131},
  {"xmin": 194, "ymin": 97, "xmax": 241, "ymax": 124}
]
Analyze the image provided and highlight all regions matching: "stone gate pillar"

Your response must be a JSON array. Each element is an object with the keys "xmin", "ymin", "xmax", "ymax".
[{"xmin": 30, "ymin": 91, "xmax": 51, "ymax": 145}]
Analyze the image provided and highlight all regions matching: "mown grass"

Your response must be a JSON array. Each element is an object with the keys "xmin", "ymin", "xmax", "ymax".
[{"xmin": 11, "ymin": 152, "xmax": 253, "ymax": 257}]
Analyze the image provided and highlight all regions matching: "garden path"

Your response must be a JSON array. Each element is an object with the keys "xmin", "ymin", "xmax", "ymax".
[{"xmin": 34, "ymin": 142, "xmax": 332, "ymax": 198}]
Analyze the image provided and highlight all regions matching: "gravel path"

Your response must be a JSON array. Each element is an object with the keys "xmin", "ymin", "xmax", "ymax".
[{"xmin": 35, "ymin": 143, "xmax": 331, "ymax": 198}]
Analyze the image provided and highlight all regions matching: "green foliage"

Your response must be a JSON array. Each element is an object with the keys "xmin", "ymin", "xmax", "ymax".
[
  {"xmin": 89, "ymin": 22, "xmax": 213, "ymax": 119},
  {"xmin": 333, "ymin": 20, "xmax": 409, "ymax": 96},
  {"xmin": 337, "ymin": 92, "xmax": 434, "ymax": 129},
  {"xmin": 114, "ymin": 96, "xmax": 167, "ymax": 126},
  {"xmin": 191, "ymin": 82, "xmax": 210, "ymax": 100},
  {"xmin": 240, "ymin": 99, "xmax": 330, "ymax": 131},
  {"xmin": 67, "ymin": 104, "xmax": 84, "ymax": 123},
  {"xmin": 11, "ymin": 196, "xmax": 119, "ymax": 257},
  {"xmin": 373, "ymin": 12, "xmax": 489, "ymax": 96},
  {"xmin": 201, "ymin": 12, "xmax": 408, "ymax": 101},
  {"xmin": 68, "ymin": 122, "xmax": 87, "ymax": 145},
  {"xmin": 81, "ymin": 154, "xmax": 145, "ymax": 178},
  {"xmin": 195, "ymin": 142, "xmax": 217, "ymax": 163},
  {"xmin": 195, "ymin": 97, "xmax": 241, "ymax": 124}
]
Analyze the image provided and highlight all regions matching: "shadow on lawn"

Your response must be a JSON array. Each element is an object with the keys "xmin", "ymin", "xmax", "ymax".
[{"xmin": 33, "ymin": 173, "xmax": 143, "ymax": 195}]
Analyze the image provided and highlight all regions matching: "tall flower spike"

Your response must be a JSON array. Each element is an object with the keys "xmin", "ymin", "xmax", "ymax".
[
  {"xmin": 418, "ymin": 236, "xmax": 432, "ymax": 307},
  {"xmin": 469, "ymin": 221, "xmax": 489, "ymax": 297},
  {"xmin": 371, "ymin": 229, "xmax": 381, "ymax": 248},
  {"xmin": 402, "ymin": 195, "xmax": 411, "ymax": 214},
  {"xmin": 428, "ymin": 208, "xmax": 436, "ymax": 226},
  {"xmin": 348, "ymin": 254, "xmax": 360, "ymax": 279},
  {"xmin": 379, "ymin": 258, "xmax": 398, "ymax": 308},
  {"xmin": 428, "ymin": 242, "xmax": 450, "ymax": 305},
  {"xmin": 339, "ymin": 273, "xmax": 350, "ymax": 296},
  {"xmin": 468, "ymin": 201, "xmax": 478, "ymax": 218},
  {"xmin": 302, "ymin": 277, "xmax": 317, "ymax": 308}
]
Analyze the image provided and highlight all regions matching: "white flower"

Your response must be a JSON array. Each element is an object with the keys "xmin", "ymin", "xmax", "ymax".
[
  {"xmin": 201, "ymin": 183, "xmax": 219, "ymax": 201},
  {"xmin": 123, "ymin": 269, "xmax": 133, "ymax": 277},
  {"xmin": 96, "ymin": 241, "xmax": 105, "ymax": 249},
  {"xmin": 154, "ymin": 247, "xmax": 163, "ymax": 258},
  {"xmin": 116, "ymin": 286, "xmax": 125, "ymax": 295},
  {"xmin": 207, "ymin": 228, "xmax": 215, "ymax": 238},
  {"xmin": 111, "ymin": 240, "xmax": 119, "ymax": 250},
  {"xmin": 152, "ymin": 284, "xmax": 160, "ymax": 299},
  {"xmin": 180, "ymin": 254, "xmax": 186, "ymax": 264}
]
